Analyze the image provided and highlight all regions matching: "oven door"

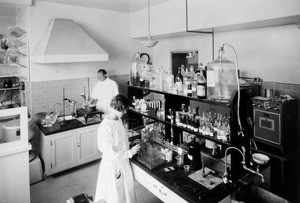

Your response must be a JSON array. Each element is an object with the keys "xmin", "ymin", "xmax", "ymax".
[{"xmin": 254, "ymin": 109, "xmax": 281, "ymax": 145}]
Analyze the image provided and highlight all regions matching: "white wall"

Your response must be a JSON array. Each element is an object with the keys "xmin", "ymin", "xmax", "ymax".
[
  {"xmin": 28, "ymin": 2, "xmax": 151, "ymax": 82},
  {"xmin": 214, "ymin": 25, "xmax": 300, "ymax": 84},
  {"xmin": 153, "ymin": 24, "xmax": 300, "ymax": 84},
  {"xmin": 0, "ymin": 15, "xmax": 15, "ymax": 32},
  {"xmin": 152, "ymin": 34, "xmax": 213, "ymax": 72}
]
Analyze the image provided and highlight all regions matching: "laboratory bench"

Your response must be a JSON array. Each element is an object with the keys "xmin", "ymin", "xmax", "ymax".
[
  {"xmin": 37, "ymin": 115, "xmax": 101, "ymax": 136},
  {"xmin": 131, "ymin": 158, "xmax": 237, "ymax": 203}
]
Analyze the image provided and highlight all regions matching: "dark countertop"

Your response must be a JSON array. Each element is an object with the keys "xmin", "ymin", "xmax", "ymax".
[
  {"xmin": 131, "ymin": 158, "xmax": 238, "ymax": 203},
  {"xmin": 37, "ymin": 117, "xmax": 101, "ymax": 135}
]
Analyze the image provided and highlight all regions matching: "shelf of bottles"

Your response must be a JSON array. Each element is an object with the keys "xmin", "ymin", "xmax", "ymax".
[
  {"xmin": 128, "ymin": 53, "xmax": 239, "ymax": 154},
  {"xmin": 0, "ymin": 26, "xmax": 27, "ymax": 68},
  {"xmin": 128, "ymin": 85, "xmax": 231, "ymax": 108},
  {"xmin": 129, "ymin": 86, "xmax": 233, "ymax": 148},
  {"xmin": 128, "ymin": 107, "xmax": 165, "ymax": 123},
  {"xmin": 168, "ymin": 104, "xmax": 231, "ymax": 147}
]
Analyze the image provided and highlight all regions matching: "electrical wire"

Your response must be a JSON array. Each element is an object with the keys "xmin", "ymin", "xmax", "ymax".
[{"xmin": 222, "ymin": 43, "xmax": 244, "ymax": 137}]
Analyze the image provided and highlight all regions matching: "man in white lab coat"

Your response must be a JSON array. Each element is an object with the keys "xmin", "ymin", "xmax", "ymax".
[
  {"xmin": 90, "ymin": 69, "xmax": 119, "ymax": 115},
  {"xmin": 94, "ymin": 94, "xmax": 140, "ymax": 203}
]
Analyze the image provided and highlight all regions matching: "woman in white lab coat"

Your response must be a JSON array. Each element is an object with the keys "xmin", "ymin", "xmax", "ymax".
[{"xmin": 94, "ymin": 94, "xmax": 140, "ymax": 203}]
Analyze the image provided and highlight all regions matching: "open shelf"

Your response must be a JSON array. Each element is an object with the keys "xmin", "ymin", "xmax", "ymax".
[{"xmin": 128, "ymin": 85, "xmax": 232, "ymax": 108}]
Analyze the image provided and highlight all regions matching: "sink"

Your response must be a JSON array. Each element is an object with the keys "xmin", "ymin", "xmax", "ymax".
[{"xmin": 232, "ymin": 184, "xmax": 290, "ymax": 203}]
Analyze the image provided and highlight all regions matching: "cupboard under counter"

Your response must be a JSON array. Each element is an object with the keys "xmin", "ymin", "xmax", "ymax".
[{"xmin": 38, "ymin": 122, "xmax": 101, "ymax": 177}]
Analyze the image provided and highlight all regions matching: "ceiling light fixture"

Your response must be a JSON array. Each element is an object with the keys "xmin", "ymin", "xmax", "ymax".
[{"xmin": 141, "ymin": 0, "xmax": 158, "ymax": 48}]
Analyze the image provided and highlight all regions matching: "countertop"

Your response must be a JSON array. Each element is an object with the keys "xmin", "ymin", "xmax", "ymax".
[
  {"xmin": 131, "ymin": 158, "xmax": 238, "ymax": 203},
  {"xmin": 37, "ymin": 116, "xmax": 101, "ymax": 135}
]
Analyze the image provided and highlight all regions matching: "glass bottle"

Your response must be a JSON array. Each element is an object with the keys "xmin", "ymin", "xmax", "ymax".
[
  {"xmin": 3, "ymin": 80, "xmax": 8, "ymax": 88},
  {"xmin": 197, "ymin": 68, "xmax": 207, "ymax": 99},
  {"xmin": 165, "ymin": 70, "xmax": 174, "ymax": 93},
  {"xmin": 175, "ymin": 67, "xmax": 183, "ymax": 94},
  {"xmin": 186, "ymin": 76, "xmax": 192, "ymax": 97},
  {"xmin": 175, "ymin": 66, "xmax": 183, "ymax": 84},
  {"xmin": 206, "ymin": 47, "xmax": 237, "ymax": 102},
  {"xmin": 170, "ymin": 125, "xmax": 174, "ymax": 145},
  {"xmin": 189, "ymin": 65, "xmax": 195, "ymax": 80},
  {"xmin": 148, "ymin": 65, "xmax": 156, "ymax": 89},
  {"xmin": 140, "ymin": 68, "xmax": 145, "ymax": 88},
  {"xmin": 180, "ymin": 64, "xmax": 187, "ymax": 80}
]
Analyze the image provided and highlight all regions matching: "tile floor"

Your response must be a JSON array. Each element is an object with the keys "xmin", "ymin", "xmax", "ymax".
[{"xmin": 30, "ymin": 159, "xmax": 163, "ymax": 203}]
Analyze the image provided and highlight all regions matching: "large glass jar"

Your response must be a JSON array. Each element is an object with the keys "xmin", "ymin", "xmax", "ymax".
[
  {"xmin": 206, "ymin": 47, "xmax": 238, "ymax": 102},
  {"xmin": 129, "ymin": 52, "xmax": 147, "ymax": 86}
]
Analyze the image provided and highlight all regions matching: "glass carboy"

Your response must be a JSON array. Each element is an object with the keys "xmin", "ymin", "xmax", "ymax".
[
  {"xmin": 129, "ymin": 52, "xmax": 147, "ymax": 86},
  {"xmin": 206, "ymin": 47, "xmax": 237, "ymax": 102}
]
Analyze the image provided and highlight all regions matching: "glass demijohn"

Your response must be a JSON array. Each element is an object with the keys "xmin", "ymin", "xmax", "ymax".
[
  {"xmin": 206, "ymin": 47, "xmax": 237, "ymax": 102},
  {"xmin": 129, "ymin": 52, "xmax": 147, "ymax": 86}
]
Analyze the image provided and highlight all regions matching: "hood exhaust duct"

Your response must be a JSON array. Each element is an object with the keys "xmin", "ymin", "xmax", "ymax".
[{"xmin": 32, "ymin": 18, "xmax": 108, "ymax": 63}]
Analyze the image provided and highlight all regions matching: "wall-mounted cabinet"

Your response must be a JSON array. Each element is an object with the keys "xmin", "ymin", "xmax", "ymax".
[
  {"xmin": 130, "ymin": 0, "xmax": 300, "ymax": 39},
  {"xmin": 130, "ymin": 0, "xmax": 186, "ymax": 39},
  {"xmin": 187, "ymin": 0, "xmax": 300, "ymax": 33}
]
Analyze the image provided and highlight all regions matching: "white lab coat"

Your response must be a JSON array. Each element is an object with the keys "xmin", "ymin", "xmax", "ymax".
[
  {"xmin": 94, "ymin": 116, "xmax": 136, "ymax": 203},
  {"xmin": 90, "ymin": 78, "xmax": 119, "ymax": 115}
]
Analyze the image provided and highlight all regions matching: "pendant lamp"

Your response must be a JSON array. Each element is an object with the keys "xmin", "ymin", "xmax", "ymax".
[{"xmin": 141, "ymin": 0, "xmax": 158, "ymax": 48}]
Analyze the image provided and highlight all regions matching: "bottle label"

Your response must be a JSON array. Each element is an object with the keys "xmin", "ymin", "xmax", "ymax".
[
  {"xmin": 206, "ymin": 70, "xmax": 215, "ymax": 87},
  {"xmin": 197, "ymin": 85, "xmax": 205, "ymax": 97}
]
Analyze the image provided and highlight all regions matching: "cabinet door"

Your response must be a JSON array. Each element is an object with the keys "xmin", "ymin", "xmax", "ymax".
[
  {"xmin": 50, "ymin": 131, "xmax": 77, "ymax": 174},
  {"xmin": 130, "ymin": 0, "xmax": 186, "ymax": 39},
  {"xmin": 76, "ymin": 125, "xmax": 101, "ymax": 165},
  {"xmin": 187, "ymin": 0, "xmax": 300, "ymax": 32}
]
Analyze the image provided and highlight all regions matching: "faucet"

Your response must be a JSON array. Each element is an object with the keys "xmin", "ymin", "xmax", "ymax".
[
  {"xmin": 241, "ymin": 147, "xmax": 265, "ymax": 183},
  {"xmin": 223, "ymin": 146, "xmax": 244, "ymax": 184},
  {"xmin": 222, "ymin": 146, "xmax": 265, "ymax": 184}
]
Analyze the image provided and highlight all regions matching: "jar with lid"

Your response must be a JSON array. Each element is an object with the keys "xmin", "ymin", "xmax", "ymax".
[{"xmin": 206, "ymin": 47, "xmax": 237, "ymax": 102}]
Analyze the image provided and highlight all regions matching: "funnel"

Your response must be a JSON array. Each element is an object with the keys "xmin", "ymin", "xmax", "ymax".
[{"xmin": 251, "ymin": 153, "xmax": 269, "ymax": 165}]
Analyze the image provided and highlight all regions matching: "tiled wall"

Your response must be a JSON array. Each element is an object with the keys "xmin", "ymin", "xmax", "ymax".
[
  {"xmin": 26, "ymin": 76, "xmax": 300, "ymax": 144},
  {"xmin": 261, "ymin": 81, "xmax": 300, "ymax": 99},
  {"xmin": 29, "ymin": 74, "xmax": 128, "ymax": 116}
]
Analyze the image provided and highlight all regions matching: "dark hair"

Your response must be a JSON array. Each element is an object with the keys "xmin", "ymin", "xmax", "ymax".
[
  {"xmin": 97, "ymin": 69, "xmax": 107, "ymax": 75},
  {"xmin": 110, "ymin": 94, "xmax": 129, "ymax": 112}
]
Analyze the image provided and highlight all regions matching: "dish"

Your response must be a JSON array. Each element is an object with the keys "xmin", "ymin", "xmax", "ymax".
[{"xmin": 251, "ymin": 153, "xmax": 269, "ymax": 165}]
